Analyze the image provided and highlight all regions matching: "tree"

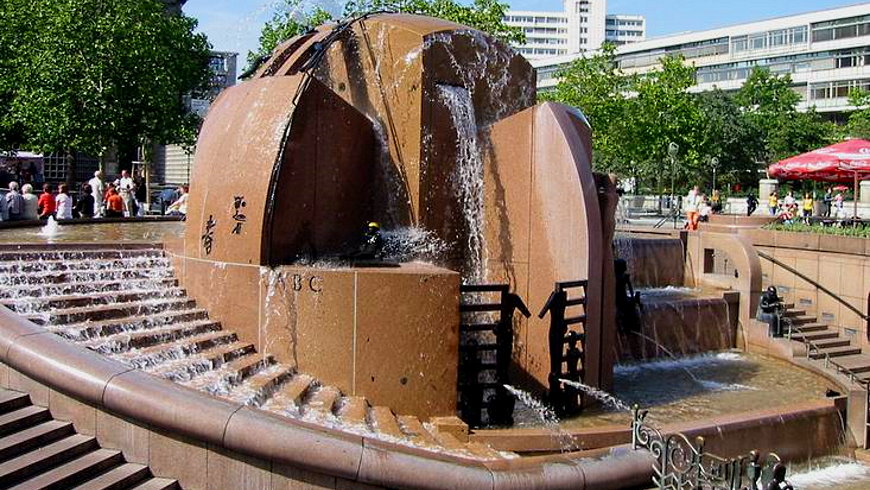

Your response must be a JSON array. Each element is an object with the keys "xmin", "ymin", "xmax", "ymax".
[
  {"xmin": 846, "ymin": 88, "xmax": 870, "ymax": 139},
  {"xmin": 540, "ymin": 43, "xmax": 632, "ymax": 174},
  {"xmin": 1, "ymin": 0, "xmax": 211, "ymax": 180},
  {"xmin": 245, "ymin": 0, "xmax": 524, "ymax": 73},
  {"xmin": 696, "ymin": 90, "xmax": 763, "ymax": 190}
]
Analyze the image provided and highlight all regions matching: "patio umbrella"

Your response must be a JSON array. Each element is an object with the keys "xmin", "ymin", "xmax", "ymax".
[
  {"xmin": 768, "ymin": 139, "xmax": 870, "ymax": 218},
  {"xmin": 768, "ymin": 139, "xmax": 870, "ymax": 183}
]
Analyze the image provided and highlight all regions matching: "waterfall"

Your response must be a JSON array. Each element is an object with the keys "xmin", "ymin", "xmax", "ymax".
[{"xmin": 437, "ymin": 84, "xmax": 486, "ymax": 284}]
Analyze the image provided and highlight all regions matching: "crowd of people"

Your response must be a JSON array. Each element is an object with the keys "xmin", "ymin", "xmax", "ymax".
[
  {"xmin": 766, "ymin": 188, "xmax": 848, "ymax": 224},
  {"xmin": 0, "ymin": 169, "xmax": 189, "ymax": 222}
]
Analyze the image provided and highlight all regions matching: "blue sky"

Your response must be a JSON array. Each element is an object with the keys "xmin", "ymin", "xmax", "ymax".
[{"xmin": 183, "ymin": 0, "xmax": 867, "ymax": 62}]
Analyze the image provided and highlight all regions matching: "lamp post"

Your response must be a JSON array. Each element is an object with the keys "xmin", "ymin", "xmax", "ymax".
[
  {"xmin": 668, "ymin": 142, "xmax": 679, "ymax": 211},
  {"xmin": 710, "ymin": 156, "xmax": 719, "ymax": 192}
]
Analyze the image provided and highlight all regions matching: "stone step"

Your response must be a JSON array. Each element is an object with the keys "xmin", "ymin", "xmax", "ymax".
[
  {"xmin": 831, "ymin": 355, "xmax": 870, "ymax": 374},
  {"xmin": 0, "ymin": 249, "xmax": 163, "ymax": 263},
  {"xmin": 183, "ymin": 353, "xmax": 275, "ymax": 396},
  {"xmin": 336, "ymin": 397, "xmax": 369, "ymax": 428},
  {"xmin": 0, "ymin": 256, "xmax": 171, "ymax": 275},
  {"xmin": 0, "ymin": 434, "xmax": 99, "ymax": 487},
  {"xmin": 128, "ymin": 477, "xmax": 181, "ymax": 490},
  {"xmin": 54, "ymin": 309, "xmax": 210, "ymax": 341},
  {"xmin": 812, "ymin": 338, "xmax": 852, "ymax": 350},
  {"xmin": 783, "ymin": 309, "xmax": 806, "ymax": 317},
  {"xmin": 790, "ymin": 328, "xmax": 842, "ymax": 342},
  {"xmin": 145, "ymin": 341, "xmax": 256, "ymax": 381},
  {"xmin": 0, "ymin": 392, "xmax": 31, "ymax": 415},
  {"xmin": 793, "ymin": 323, "xmax": 829, "ymax": 333},
  {"xmin": 117, "ymin": 331, "xmax": 241, "ymax": 371},
  {"xmin": 397, "ymin": 415, "xmax": 439, "ymax": 447},
  {"xmin": 262, "ymin": 374, "xmax": 316, "ymax": 414},
  {"xmin": 0, "ymin": 279, "xmax": 179, "ymax": 301},
  {"xmin": 0, "ymin": 407, "xmax": 52, "ymax": 438},
  {"xmin": 788, "ymin": 315, "xmax": 818, "ymax": 325},
  {"xmin": 809, "ymin": 345, "xmax": 863, "ymax": 360},
  {"xmin": 70, "ymin": 462, "xmax": 152, "ymax": 490},
  {"xmin": 303, "ymin": 386, "xmax": 341, "ymax": 417},
  {"xmin": 33, "ymin": 298, "xmax": 196, "ymax": 325},
  {"xmin": 6, "ymin": 448, "xmax": 123, "ymax": 490},
  {"xmin": 0, "ymin": 421, "xmax": 75, "ymax": 461},
  {"xmin": 224, "ymin": 365, "xmax": 295, "ymax": 407},
  {"xmin": 369, "ymin": 406, "xmax": 403, "ymax": 439},
  {"xmin": 2, "ymin": 288, "xmax": 186, "ymax": 311},
  {"xmin": 85, "ymin": 320, "xmax": 223, "ymax": 354},
  {"xmin": 0, "ymin": 267, "xmax": 174, "ymax": 287}
]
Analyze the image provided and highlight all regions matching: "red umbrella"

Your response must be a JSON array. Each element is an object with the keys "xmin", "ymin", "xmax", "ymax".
[{"xmin": 768, "ymin": 139, "xmax": 870, "ymax": 183}]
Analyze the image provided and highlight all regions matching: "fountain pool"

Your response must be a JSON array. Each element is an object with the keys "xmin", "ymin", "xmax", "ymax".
[
  {"xmin": 0, "ymin": 220, "xmax": 184, "ymax": 243},
  {"xmin": 512, "ymin": 351, "xmax": 835, "ymax": 429}
]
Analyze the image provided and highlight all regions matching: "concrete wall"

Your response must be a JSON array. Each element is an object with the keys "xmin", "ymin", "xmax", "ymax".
[{"xmin": 743, "ymin": 229, "xmax": 870, "ymax": 349}]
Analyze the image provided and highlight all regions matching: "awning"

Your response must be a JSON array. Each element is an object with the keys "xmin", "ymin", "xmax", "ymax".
[{"xmin": 768, "ymin": 139, "xmax": 870, "ymax": 183}]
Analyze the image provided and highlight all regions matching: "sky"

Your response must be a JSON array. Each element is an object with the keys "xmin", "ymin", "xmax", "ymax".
[{"xmin": 183, "ymin": 0, "xmax": 868, "ymax": 63}]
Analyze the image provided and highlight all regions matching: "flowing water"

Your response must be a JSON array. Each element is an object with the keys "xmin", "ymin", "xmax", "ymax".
[
  {"xmin": 558, "ymin": 379, "xmax": 631, "ymax": 412},
  {"xmin": 787, "ymin": 456, "xmax": 870, "ymax": 489},
  {"xmin": 437, "ymin": 84, "xmax": 486, "ymax": 284}
]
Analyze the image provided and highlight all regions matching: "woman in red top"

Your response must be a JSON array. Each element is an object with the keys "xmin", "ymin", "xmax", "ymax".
[
  {"xmin": 37, "ymin": 184, "xmax": 56, "ymax": 219},
  {"xmin": 105, "ymin": 187, "xmax": 125, "ymax": 218}
]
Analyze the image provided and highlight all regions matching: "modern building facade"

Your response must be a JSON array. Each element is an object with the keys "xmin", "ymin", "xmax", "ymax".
[
  {"xmin": 534, "ymin": 4, "xmax": 870, "ymax": 117},
  {"xmin": 504, "ymin": 0, "xmax": 644, "ymax": 59}
]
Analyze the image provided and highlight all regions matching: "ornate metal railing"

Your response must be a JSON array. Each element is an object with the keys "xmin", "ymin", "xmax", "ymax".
[{"xmin": 631, "ymin": 406, "xmax": 788, "ymax": 490}]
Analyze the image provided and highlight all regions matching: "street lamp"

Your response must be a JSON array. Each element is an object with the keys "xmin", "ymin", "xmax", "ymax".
[
  {"xmin": 710, "ymin": 156, "xmax": 720, "ymax": 192},
  {"xmin": 668, "ymin": 142, "xmax": 679, "ymax": 213}
]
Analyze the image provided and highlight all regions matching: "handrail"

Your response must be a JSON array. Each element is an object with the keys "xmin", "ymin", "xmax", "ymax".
[
  {"xmin": 757, "ymin": 250, "xmax": 869, "ymax": 321},
  {"xmin": 785, "ymin": 316, "xmax": 870, "ymax": 388}
]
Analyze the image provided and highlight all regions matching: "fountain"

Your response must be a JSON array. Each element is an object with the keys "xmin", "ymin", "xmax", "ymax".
[{"xmin": 0, "ymin": 12, "xmax": 863, "ymax": 490}]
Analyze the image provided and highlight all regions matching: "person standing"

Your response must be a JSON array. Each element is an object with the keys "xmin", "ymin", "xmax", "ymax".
[
  {"xmin": 20, "ymin": 184, "xmax": 38, "ymax": 220},
  {"xmin": 711, "ymin": 189, "xmax": 722, "ymax": 214},
  {"xmin": 823, "ymin": 188, "xmax": 833, "ymax": 218},
  {"xmin": 117, "ymin": 170, "xmax": 135, "ymax": 217},
  {"xmin": 801, "ymin": 193, "xmax": 814, "ymax": 222},
  {"xmin": 746, "ymin": 194, "xmax": 758, "ymax": 217},
  {"xmin": 768, "ymin": 192, "xmax": 778, "ymax": 216},
  {"xmin": 74, "ymin": 184, "xmax": 95, "ymax": 219},
  {"xmin": 5, "ymin": 182, "xmax": 24, "ymax": 221},
  {"xmin": 55, "ymin": 184, "xmax": 73, "ymax": 220},
  {"xmin": 684, "ymin": 185, "xmax": 701, "ymax": 231},
  {"xmin": 88, "ymin": 170, "xmax": 105, "ymax": 218},
  {"xmin": 105, "ymin": 187, "xmax": 124, "ymax": 218},
  {"xmin": 37, "ymin": 184, "xmax": 56, "ymax": 219}
]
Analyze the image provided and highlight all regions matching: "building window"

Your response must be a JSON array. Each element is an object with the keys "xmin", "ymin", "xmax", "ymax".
[{"xmin": 812, "ymin": 14, "xmax": 870, "ymax": 43}]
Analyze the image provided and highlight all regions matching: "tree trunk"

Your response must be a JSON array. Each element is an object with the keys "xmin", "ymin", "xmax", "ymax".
[{"xmin": 65, "ymin": 150, "xmax": 77, "ymax": 189}]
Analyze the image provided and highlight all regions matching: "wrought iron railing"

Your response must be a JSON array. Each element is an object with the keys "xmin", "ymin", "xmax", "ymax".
[{"xmin": 632, "ymin": 406, "xmax": 789, "ymax": 490}]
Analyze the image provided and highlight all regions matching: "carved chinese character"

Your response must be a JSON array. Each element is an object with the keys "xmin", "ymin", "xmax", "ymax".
[
  {"xmin": 201, "ymin": 215, "xmax": 216, "ymax": 255},
  {"xmin": 231, "ymin": 196, "xmax": 247, "ymax": 235}
]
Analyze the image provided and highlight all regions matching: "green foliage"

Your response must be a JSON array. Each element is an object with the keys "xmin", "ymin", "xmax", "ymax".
[
  {"xmin": 846, "ymin": 88, "xmax": 870, "ymax": 139},
  {"xmin": 544, "ymin": 59, "xmax": 838, "ymax": 193},
  {"xmin": 245, "ymin": 0, "xmax": 523, "ymax": 73},
  {"xmin": 766, "ymin": 222, "xmax": 870, "ymax": 238},
  {"xmin": 1, "ymin": 0, "xmax": 211, "ymax": 158}
]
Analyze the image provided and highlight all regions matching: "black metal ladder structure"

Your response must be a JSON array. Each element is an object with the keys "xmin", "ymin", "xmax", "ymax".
[
  {"xmin": 538, "ymin": 280, "xmax": 588, "ymax": 416},
  {"xmin": 458, "ymin": 284, "xmax": 530, "ymax": 428}
]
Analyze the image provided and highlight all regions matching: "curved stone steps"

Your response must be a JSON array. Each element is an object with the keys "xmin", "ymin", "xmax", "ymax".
[
  {"xmin": 0, "ymin": 256, "xmax": 171, "ymax": 275},
  {"xmin": 116, "ymin": 331, "xmax": 242, "ymax": 371},
  {"xmin": 1, "ymin": 288, "xmax": 187, "ymax": 312},
  {"xmin": 83, "ymin": 320, "xmax": 224, "ymax": 354},
  {"xmin": 0, "ymin": 278, "xmax": 179, "ymax": 301},
  {"xmin": 0, "ymin": 248, "xmax": 163, "ymax": 263},
  {"xmin": 53, "ymin": 309, "xmax": 211, "ymax": 341},
  {"xmin": 0, "ymin": 245, "xmax": 510, "ymax": 459},
  {"xmin": 0, "ymin": 389, "xmax": 176, "ymax": 489}
]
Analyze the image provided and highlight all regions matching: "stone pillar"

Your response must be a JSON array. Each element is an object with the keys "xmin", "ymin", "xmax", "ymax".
[
  {"xmin": 759, "ymin": 179, "xmax": 778, "ymax": 200},
  {"xmin": 860, "ymin": 180, "xmax": 870, "ymax": 204}
]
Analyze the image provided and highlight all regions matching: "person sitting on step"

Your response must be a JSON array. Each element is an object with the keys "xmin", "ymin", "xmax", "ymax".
[{"xmin": 758, "ymin": 286, "xmax": 785, "ymax": 337}]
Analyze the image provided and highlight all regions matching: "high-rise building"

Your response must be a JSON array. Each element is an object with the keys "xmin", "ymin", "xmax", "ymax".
[
  {"xmin": 504, "ymin": 0, "xmax": 645, "ymax": 59},
  {"xmin": 534, "ymin": 4, "xmax": 870, "ymax": 118},
  {"xmin": 606, "ymin": 14, "xmax": 646, "ymax": 46}
]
